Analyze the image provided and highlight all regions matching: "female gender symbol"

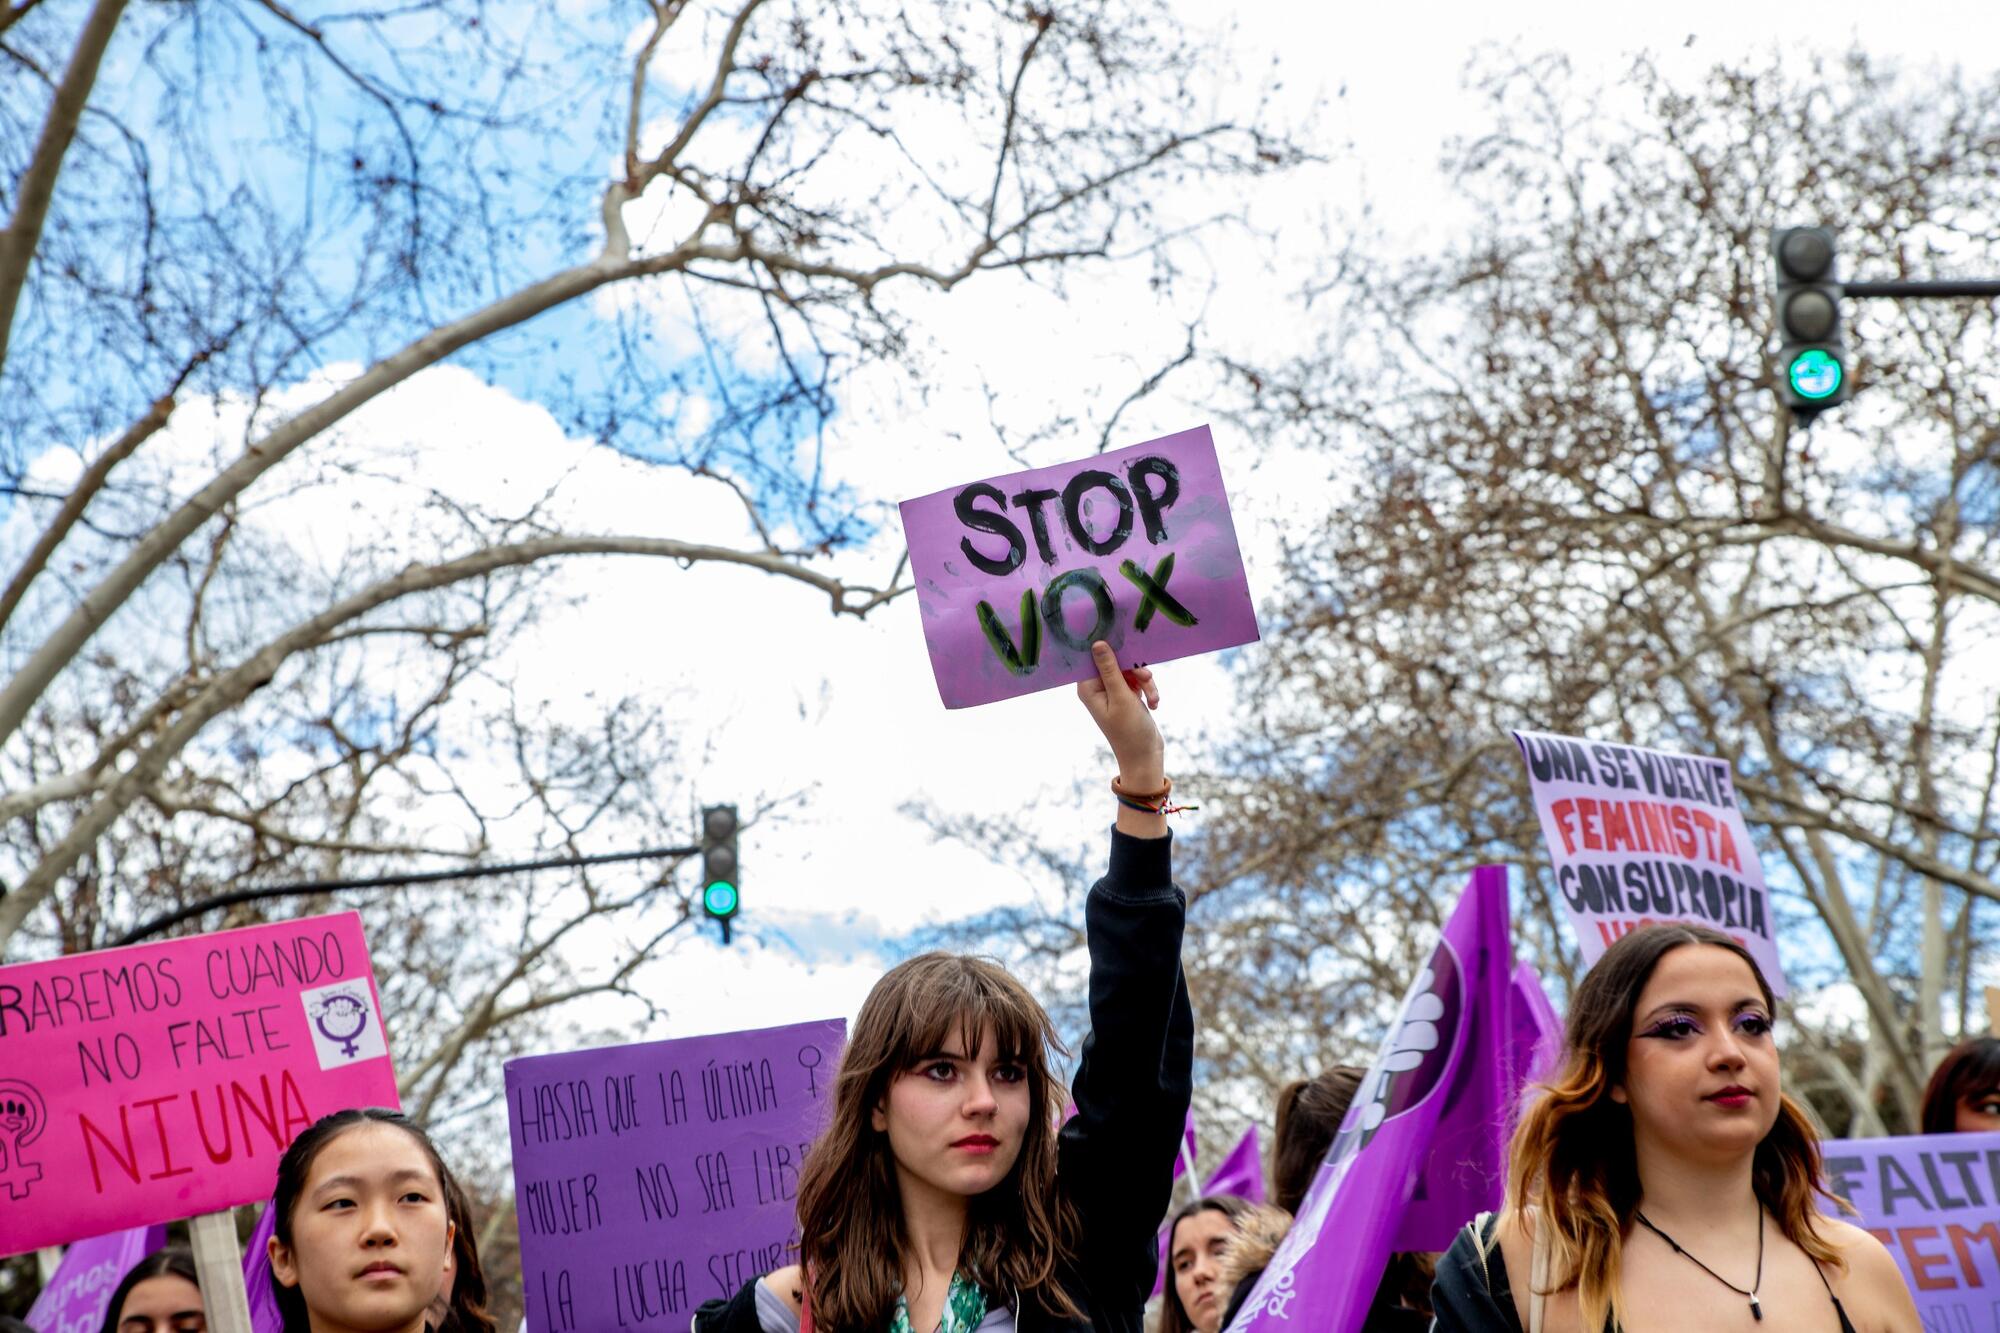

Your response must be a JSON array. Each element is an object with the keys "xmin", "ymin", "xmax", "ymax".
[
  {"xmin": 313, "ymin": 992, "xmax": 370, "ymax": 1059},
  {"xmin": 797, "ymin": 1046, "xmax": 823, "ymax": 1099}
]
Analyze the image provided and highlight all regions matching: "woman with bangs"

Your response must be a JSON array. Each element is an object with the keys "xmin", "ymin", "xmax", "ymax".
[
  {"xmin": 695, "ymin": 641, "xmax": 1192, "ymax": 1333},
  {"xmin": 1431, "ymin": 923, "xmax": 1917, "ymax": 1333}
]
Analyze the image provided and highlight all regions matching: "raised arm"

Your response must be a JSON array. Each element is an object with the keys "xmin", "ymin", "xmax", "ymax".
[{"xmin": 1060, "ymin": 641, "xmax": 1194, "ymax": 1317}]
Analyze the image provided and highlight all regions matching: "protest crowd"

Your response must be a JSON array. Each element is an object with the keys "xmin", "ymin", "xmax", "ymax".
[
  {"xmin": 8, "ymin": 0, "xmax": 2000, "ymax": 1323},
  {"xmin": 8, "ymin": 611, "xmax": 1986, "ymax": 1333}
]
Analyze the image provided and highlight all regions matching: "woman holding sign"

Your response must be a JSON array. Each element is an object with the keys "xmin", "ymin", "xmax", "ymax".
[
  {"xmin": 695, "ymin": 641, "xmax": 1192, "ymax": 1333},
  {"xmin": 1430, "ymin": 924, "xmax": 1917, "ymax": 1333}
]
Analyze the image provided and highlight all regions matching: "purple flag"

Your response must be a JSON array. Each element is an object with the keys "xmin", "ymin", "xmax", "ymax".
[
  {"xmin": 1155, "ymin": 1124, "xmax": 1267, "ymax": 1299},
  {"xmin": 26, "ymin": 1226, "xmax": 165, "ymax": 1333},
  {"xmin": 1204, "ymin": 1126, "xmax": 1264, "ymax": 1205},
  {"xmin": 1509, "ymin": 961, "xmax": 1563, "ymax": 1089},
  {"xmin": 1226, "ymin": 865, "xmax": 1519, "ymax": 1333},
  {"xmin": 1168, "ymin": 1106, "xmax": 1198, "ymax": 1181},
  {"xmin": 242, "ymin": 1202, "xmax": 286, "ymax": 1333}
]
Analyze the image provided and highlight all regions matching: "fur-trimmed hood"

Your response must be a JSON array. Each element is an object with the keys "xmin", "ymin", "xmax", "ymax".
[{"xmin": 1217, "ymin": 1204, "xmax": 1294, "ymax": 1318}]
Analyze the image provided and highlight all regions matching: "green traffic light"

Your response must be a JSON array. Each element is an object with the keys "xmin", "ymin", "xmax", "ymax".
[
  {"xmin": 1788, "ymin": 348, "xmax": 1844, "ymax": 401},
  {"xmin": 703, "ymin": 880, "xmax": 739, "ymax": 917}
]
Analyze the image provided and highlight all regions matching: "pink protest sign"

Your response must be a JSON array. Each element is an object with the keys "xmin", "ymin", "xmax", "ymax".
[
  {"xmin": 0, "ymin": 912, "xmax": 399, "ymax": 1255},
  {"xmin": 898, "ymin": 424, "xmax": 1260, "ymax": 708},
  {"xmin": 1513, "ymin": 729, "xmax": 1788, "ymax": 995}
]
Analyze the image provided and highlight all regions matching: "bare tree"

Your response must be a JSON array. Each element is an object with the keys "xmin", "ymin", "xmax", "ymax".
[
  {"xmin": 0, "ymin": 0, "xmax": 1300, "ymax": 965},
  {"xmin": 1210, "ymin": 49, "xmax": 2000, "ymax": 1132},
  {"xmin": 0, "ymin": 17, "xmax": 1304, "ymax": 1302},
  {"xmin": 922, "ymin": 51, "xmax": 2000, "ymax": 1146}
]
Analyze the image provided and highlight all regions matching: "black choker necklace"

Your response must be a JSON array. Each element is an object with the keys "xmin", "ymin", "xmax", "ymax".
[{"xmin": 1634, "ymin": 1207, "xmax": 1765, "ymax": 1321}]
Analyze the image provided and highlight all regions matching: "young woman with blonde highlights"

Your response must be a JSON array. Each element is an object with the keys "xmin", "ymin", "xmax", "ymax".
[
  {"xmin": 694, "ymin": 641, "xmax": 1192, "ymax": 1333},
  {"xmin": 1431, "ymin": 923, "xmax": 1917, "ymax": 1333}
]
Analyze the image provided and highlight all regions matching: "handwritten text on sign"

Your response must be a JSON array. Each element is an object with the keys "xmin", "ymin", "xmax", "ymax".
[
  {"xmin": 1824, "ymin": 1132, "xmax": 2000, "ymax": 1330},
  {"xmin": 0, "ymin": 912, "xmax": 399, "ymax": 1254},
  {"xmin": 898, "ymin": 425, "xmax": 1259, "ymax": 708},
  {"xmin": 1513, "ymin": 730, "xmax": 1787, "ymax": 995},
  {"xmin": 505, "ymin": 1018, "xmax": 843, "ymax": 1331}
]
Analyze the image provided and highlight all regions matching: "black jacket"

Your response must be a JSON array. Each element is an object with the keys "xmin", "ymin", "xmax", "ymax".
[
  {"xmin": 1430, "ymin": 1215, "xmax": 1526, "ymax": 1333},
  {"xmin": 693, "ymin": 828, "xmax": 1192, "ymax": 1333}
]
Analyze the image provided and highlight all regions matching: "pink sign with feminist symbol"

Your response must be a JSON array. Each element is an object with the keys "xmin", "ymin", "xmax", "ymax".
[
  {"xmin": 899, "ymin": 425, "xmax": 1260, "ymax": 708},
  {"xmin": 0, "ymin": 912, "xmax": 399, "ymax": 1255}
]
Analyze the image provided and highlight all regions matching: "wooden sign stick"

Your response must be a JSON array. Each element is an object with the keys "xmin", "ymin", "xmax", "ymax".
[{"xmin": 189, "ymin": 1208, "xmax": 255, "ymax": 1333}]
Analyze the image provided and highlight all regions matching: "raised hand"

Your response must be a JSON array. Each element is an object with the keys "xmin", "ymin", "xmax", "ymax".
[{"xmin": 1076, "ymin": 640, "xmax": 1165, "ymax": 795}]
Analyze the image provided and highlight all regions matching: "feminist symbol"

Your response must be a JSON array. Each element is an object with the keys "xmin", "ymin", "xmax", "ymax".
[
  {"xmin": 0, "ymin": 1080, "xmax": 48, "ymax": 1203},
  {"xmin": 797, "ymin": 1046, "xmax": 822, "ymax": 1099},
  {"xmin": 312, "ymin": 992, "xmax": 371, "ymax": 1059}
]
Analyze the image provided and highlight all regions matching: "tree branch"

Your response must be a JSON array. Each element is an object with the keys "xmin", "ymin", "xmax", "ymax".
[
  {"xmin": 0, "ymin": 0, "xmax": 128, "ymax": 375},
  {"xmin": 0, "ymin": 532, "xmax": 891, "ymax": 951}
]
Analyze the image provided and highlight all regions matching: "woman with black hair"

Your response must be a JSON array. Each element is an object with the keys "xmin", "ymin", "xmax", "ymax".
[
  {"xmin": 98, "ymin": 1247, "xmax": 202, "ymax": 1333},
  {"xmin": 265, "ymin": 1106, "xmax": 496, "ymax": 1333},
  {"xmin": 1919, "ymin": 1036, "xmax": 2000, "ymax": 1134}
]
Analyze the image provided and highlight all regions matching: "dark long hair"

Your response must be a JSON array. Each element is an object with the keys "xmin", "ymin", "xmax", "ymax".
[
  {"xmin": 435, "ymin": 1159, "xmax": 498, "ymax": 1333},
  {"xmin": 1921, "ymin": 1036, "xmax": 2000, "ymax": 1134},
  {"xmin": 1269, "ymin": 1065, "xmax": 1432, "ymax": 1313},
  {"xmin": 1154, "ymin": 1195, "xmax": 1251, "ymax": 1333},
  {"xmin": 1502, "ymin": 924, "xmax": 1840, "ymax": 1332},
  {"xmin": 98, "ymin": 1246, "xmax": 197, "ymax": 1333},
  {"xmin": 1270, "ymin": 1067, "xmax": 1362, "ymax": 1214},
  {"xmin": 793, "ymin": 952, "xmax": 1082, "ymax": 1329},
  {"xmin": 268, "ymin": 1107, "xmax": 478, "ymax": 1333}
]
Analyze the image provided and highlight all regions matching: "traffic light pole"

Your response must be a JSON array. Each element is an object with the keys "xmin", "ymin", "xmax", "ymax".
[
  {"xmin": 111, "ymin": 843, "xmax": 698, "ymax": 947},
  {"xmin": 1844, "ymin": 279, "xmax": 2000, "ymax": 299}
]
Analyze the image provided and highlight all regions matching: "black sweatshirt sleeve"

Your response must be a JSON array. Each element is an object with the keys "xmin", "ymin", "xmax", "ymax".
[
  {"xmin": 1058, "ymin": 827, "xmax": 1192, "ymax": 1325},
  {"xmin": 1429, "ymin": 1218, "xmax": 1525, "ymax": 1333},
  {"xmin": 691, "ymin": 1279, "xmax": 762, "ymax": 1333}
]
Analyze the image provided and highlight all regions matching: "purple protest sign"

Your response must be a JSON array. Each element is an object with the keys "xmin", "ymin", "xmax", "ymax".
[
  {"xmin": 1513, "ymin": 729, "xmax": 1788, "ymax": 995},
  {"xmin": 898, "ymin": 425, "xmax": 1260, "ymax": 709},
  {"xmin": 1226, "ymin": 866, "xmax": 1520, "ymax": 1333},
  {"xmin": 25, "ymin": 1225, "xmax": 165, "ymax": 1333},
  {"xmin": 1821, "ymin": 1131, "xmax": 2000, "ymax": 1328},
  {"xmin": 504, "ymin": 1018, "xmax": 843, "ymax": 1332}
]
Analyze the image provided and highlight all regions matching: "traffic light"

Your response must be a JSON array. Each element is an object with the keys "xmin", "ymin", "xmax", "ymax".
[
  {"xmin": 1772, "ymin": 226, "xmax": 1848, "ymax": 415},
  {"xmin": 700, "ymin": 804, "xmax": 739, "ymax": 940}
]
